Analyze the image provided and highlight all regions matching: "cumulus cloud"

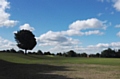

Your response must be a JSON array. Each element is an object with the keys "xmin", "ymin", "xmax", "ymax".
[
  {"xmin": 74, "ymin": 42, "xmax": 120, "ymax": 53},
  {"xmin": 64, "ymin": 18, "xmax": 107, "ymax": 36},
  {"xmin": 84, "ymin": 30, "xmax": 104, "ymax": 35},
  {"xmin": 37, "ymin": 31, "xmax": 80, "ymax": 46},
  {"xmin": 69, "ymin": 18, "xmax": 107, "ymax": 30},
  {"xmin": 49, "ymin": 45, "xmax": 75, "ymax": 53},
  {"xmin": 36, "ymin": 18, "xmax": 108, "ymax": 53},
  {"xmin": 19, "ymin": 23, "xmax": 35, "ymax": 31},
  {"xmin": 62, "ymin": 30, "xmax": 104, "ymax": 36},
  {"xmin": 0, "ymin": 36, "xmax": 17, "ymax": 50},
  {"xmin": 113, "ymin": 0, "xmax": 120, "ymax": 11},
  {"xmin": 98, "ymin": 0, "xmax": 120, "ymax": 12},
  {"xmin": 46, "ymin": 41, "xmax": 120, "ymax": 54},
  {"xmin": 36, "ymin": 30, "xmax": 120, "ymax": 53},
  {"xmin": 61, "ymin": 30, "xmax": 84, "ymax": 36},
  {"xmin": 88, "ymin": 42, "xmax": 120, "ymax": 49},
  {"xmin": 0, "ymin": 0, "xmax": 18, "ymax": 27},
  {"xmin": 36, "ymin": 30, "xmax": 80, "ymax": 53}
]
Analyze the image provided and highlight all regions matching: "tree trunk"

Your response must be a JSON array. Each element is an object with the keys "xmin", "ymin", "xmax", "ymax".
[{"xmin": 25, "ymin": 49, "xmax": 27, "ymax": 55}]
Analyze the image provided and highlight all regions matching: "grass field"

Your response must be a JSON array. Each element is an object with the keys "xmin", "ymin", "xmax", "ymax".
[{"xmin": 0, "ymin": 52, "xmax": 120, "ymax": 79}]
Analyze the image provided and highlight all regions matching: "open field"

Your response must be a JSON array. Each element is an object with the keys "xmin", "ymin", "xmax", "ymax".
[{"xmin": 0, "ymin": 53, "xmax": 120, "ymax": 79}]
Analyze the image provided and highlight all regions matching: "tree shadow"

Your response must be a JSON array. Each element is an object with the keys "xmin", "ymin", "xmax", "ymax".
[{"xmin": 0, "ymin": 59, "xmax": 73, "ymax": 79}]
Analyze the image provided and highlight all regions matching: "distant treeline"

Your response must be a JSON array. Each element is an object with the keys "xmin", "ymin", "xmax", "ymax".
[{"xmin": 0, "ymin": 48, "xmax": 120, "ymax": 58}]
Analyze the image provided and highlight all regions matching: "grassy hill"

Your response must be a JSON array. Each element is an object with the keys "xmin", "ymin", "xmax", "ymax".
[{"xmin": 0, "ymin": 52, "xmax": 120, "ymax": 79}]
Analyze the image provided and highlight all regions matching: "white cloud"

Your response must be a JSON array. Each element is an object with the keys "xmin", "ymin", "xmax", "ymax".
[
  {"xmin": 19, "ymin": 23, "xmax": 35, "ymax": 31},
  {"xmin": 62, "ymin": 30, "xmax": 104, "ymax": 36},
  {"xmin": 69, "ymin": 18, "xmax": 107, "ymax": 30},
  {"xmin": 61, "ymin": 30, "xmax": 84, "ymax": 36},
  {"xmin": 37, "ymin": 31, "xmax": 80, "ymax": 46},
  {"xmin": 64, "ymin": 18, "xmax": 107, "ymax": 36},
  {"xmin": 97, "ymin": 13, "xmax": 103, "ymax": 16},
  {"xmin": 99, "ymin": 0, "xmax": 120, "ymax": 12},
  {"xmin": 0, "ymin": 0, "xmax": 18, "ymax": 27},
  {"xmin": 36, "ymin": 18, "xmax": 108, "ymax": 53},
  {"xmin": 115, "ymin": 24, "xmax": 120, "ymax": 37},
  {"xmin": 0, "ymin": 36, "xmax": 17, "ymax": 50},
  {"xmin": 88, "ymin": 42, "xmax": 120, "ymax": 49},
  {"xmin": 36, "ymin": 30, "xmax": 104, "ymax": 53},
  {"xmin": 113, "ymin": 0, "xmax": 120, "ymax": 11},
  {"xmin": 111, "ymin": 11, "xmax": 114, "ymax": 14},
  {"xmin": 84, "ymin": 30, "xmax": 104, "ymax": 35},
  {"xmin": 89, "ymin": 43, "xmax": 109, "ymax": 48},
  {"xmin": 75, "ymin": 42, "xmax": 120, "ymax": 53},
  {"xmin": 36, "ymin": 30, "xmax": 80, "ymax": 53},
  {"xmin": 115, "ymin": 24, "xmax": 120, "ymax": 28},
  {"xmin": 49, "ymin": 45, "xmax": 75, "ymax": 53},
  {"xmin": 45, "ymin": 41, "xmax": 120, "ymax": 54},
  {"xmin": 116, "ymin": 31, "xmax": 120, "ymax": 37},
  {"xmin": 36, "ymin": 29, "xmax": 120, "ymax": 53},
  {"xmin": 98, "ymin": 0, "xmax": 120, "ymax": 12}
]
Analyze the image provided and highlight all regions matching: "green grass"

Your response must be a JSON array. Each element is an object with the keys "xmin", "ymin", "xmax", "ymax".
[
  {"xmin": 0, "ymin": 52, "xmax": 120, "ymax": 66},
  {"xmin": 0, "ymin": 52, "xmax": 120, "ymax": 79}
]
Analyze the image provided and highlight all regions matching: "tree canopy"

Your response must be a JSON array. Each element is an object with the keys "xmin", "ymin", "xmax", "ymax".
[
  {"xmin": 67, "ymin": 50, "xmax": 77, "ymax": 57},
  {"xmin": 14, "ymin": 30, "xmax": 37, "ymax": 54}
]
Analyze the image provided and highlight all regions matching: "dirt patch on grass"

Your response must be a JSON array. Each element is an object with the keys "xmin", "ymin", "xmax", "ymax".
[{"xmin": 53, "ymin": 64, "xmax": 120, "ymax": 79}]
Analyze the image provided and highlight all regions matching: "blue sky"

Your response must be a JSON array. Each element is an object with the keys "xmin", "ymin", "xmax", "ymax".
[{"xmin": 1, "ymin": 0, "xmax": 120, "ymax": 54}]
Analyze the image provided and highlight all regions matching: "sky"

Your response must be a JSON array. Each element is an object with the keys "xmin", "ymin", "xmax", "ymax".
[{"xmin": 1, "ymin": 0, "xmax": 120, "ymax": 54}]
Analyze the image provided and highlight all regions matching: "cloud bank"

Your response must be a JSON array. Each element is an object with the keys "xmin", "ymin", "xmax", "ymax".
[
  {"xmin": 0, "ymin": 0, "xmax": 18, "ymax": 27},
  {"xmin": 36, "ymin": 18, "xmax": 110, "ymax": 53}
]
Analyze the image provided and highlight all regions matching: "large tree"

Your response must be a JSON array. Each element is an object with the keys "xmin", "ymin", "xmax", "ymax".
[
  {"xmin": 101, "ymin": 48, "xmax": 116, "ymax": 58},
  {"xmin": 14, "ymin": 30, "xmax": 37, "ymax": 54},
  {"xmin": 67, "ymin": 50, "xmax": 77, "ymax": 57}
]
